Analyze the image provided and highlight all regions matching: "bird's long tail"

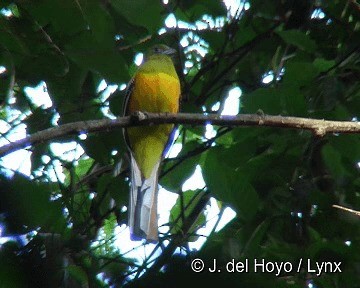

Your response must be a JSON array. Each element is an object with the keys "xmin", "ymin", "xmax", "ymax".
[{"xmin": 128, "ymin": 154, "xmax": 159, "ymax": 242}]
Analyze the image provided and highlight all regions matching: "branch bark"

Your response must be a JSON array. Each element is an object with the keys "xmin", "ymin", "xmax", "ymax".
[{"xmin": 0, "ymin": 112, "xmax": 359, "ymax": 158}]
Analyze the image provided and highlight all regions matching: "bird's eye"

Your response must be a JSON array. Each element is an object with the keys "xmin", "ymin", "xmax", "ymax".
[{"xmin": 154, "ymin": 47, "xmax": 160, "ymax": 53}]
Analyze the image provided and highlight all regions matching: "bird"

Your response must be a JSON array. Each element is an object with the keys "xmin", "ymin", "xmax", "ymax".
[{"xmin": 123, "ymin": 44, "xmax": 181, "ymax": 242}]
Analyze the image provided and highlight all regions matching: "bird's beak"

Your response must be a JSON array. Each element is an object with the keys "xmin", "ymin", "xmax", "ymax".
[{"xmin": 164, "ymin": 47, "xmax": 177, "ymax": 55}]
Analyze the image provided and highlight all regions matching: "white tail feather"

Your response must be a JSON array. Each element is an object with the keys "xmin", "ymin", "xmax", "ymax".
[{"xmin": 129, "ymin": 154, "xmax": 160, "ymax": 242}]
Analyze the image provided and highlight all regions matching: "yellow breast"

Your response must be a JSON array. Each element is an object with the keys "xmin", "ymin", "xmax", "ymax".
[
  {"xmin": 128, "ymin": 72, "xmax": 180, "ymax": 114},
  {"xmin": 126, "ymin": 71, "xmax": 180, "ymax": 179}
]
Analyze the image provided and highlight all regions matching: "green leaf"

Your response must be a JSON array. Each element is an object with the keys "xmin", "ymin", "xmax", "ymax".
[
  {"xmin": 214, "ymin": 130, "xmax": 234, "ymax": 146},
  {"xmin": 277, "ymin": 30, "xmax": 317, "ymax": 52},
  {"xmin": 322, "ymin": 143, "xmax": 346, "ymax": 178},
  {"xmin": 242, "ymin": 88, "xmax": 282, "ymax": 114},
  {"xmin": 110, "ymin": 0, "xmax": 163, "ymax": 34},
  {"xmin": 183, "ymin": 126, "xmax": 206, "ymax": 140},
  {"xmin": 81, "ymin": 131, "xmax": 124, "ymax": 164},
  {"xmin": 24, "ymin": 0, "xmax": 87, "ymax": 36},
  {"xmin": 0, "ymin": 243, "xmax": 26, "ymax": 287},
  {"xmin": 177, "ymin": 0, "xmax": 226, "ymax": 20},
  {"xmin": 236, "ymin": 142, "xmax": 287, "ymax": 182},
  {"xmin": 329, "ymin": 135, "xmax": 360, "ymax": 162},
  {"xmin": 109, "ymin": 176, "xmax": 129, "ymax": 209},
  {"xmin": 278, "ymin": 85, "xmax": 307, "ymax": 116},
  {"xmin": 0, "ymin": 2, "xmax": 10, "ymax": 8},
  {"xmin": 75, "ymin": 158, "xmax": 94, "ymax": 178},
  {"xmin": 202, "ymin": 31, "xmax": 226, "ymax": 52},
  {"xmin": 202, "ymin": 147, "xmax": 259, "ymax": 220},
  {"xmin": 96, "ymin": 174, "xmax": 114, "ymax": 216},
  {"xmin": 26, "ymin": 107, "xmax": 53, "ymax": 134},
  {"xmin": 1, "ymin": 174, "xmax": 65, "ymax": 233},
  {"xmin": 161, "ymin": 157, "xmax": 198, "ymax": 192},
  {"xmin": 160, "ymin": 141, "xmax": 200, "ymax": 191},
  {"xmin": 104, "ymin": 213, "xmax": 117, "ymax": 239},
  {"xmin": 232, "ymin": 20, "xmax": 258, "ymax": 47},
  {"xmin": 282, "ymin": 61, "xmax": 320, "ymax": 87},
  {"xmin": 46, "ymin": 62, "xmax": 88, "ymax": 115},
  {"xmin": 232, "ymin": 176, "xmax": 260, "ymax": 220},
  {"xmin": 67, "ymin": 265, "xmax": 88, "ymax": 285},
  {"xmin": 101, "ymin": 261, "xmax": 129, "ymax": 280},
  {"xmin": 30, "ymin": 143, "xmax": 49, "ymax": 171},
  {"xmin": 0, "ymin": 51, "xmax": 14, "ymax": 102},
  {"xmin": 0, "ymin": 17, "xmax": 69, "ymax": 79},
  {"xmin": 82, "ymin": 135, "xmax": 112, "ymax": 164},
  {"xmin": 169, "ymin": 190, "xmax": 206, "ymax": 241},
  {"xmin": 82, "ymin": 0, "xmax": 116, "ymax": 47},
  {"xmin": 109, "ymin": 89, "xmax": 126, "ymax": 117},
  {"xmin": 65, "ymin": 31, "xmax": 129, "ymax": 83},
  {"xmin": 241, "ymin": 220, "xmax": 270, "ymax": 257},
  {"xmin": 313, "ymin": 58, "xmax": 335, "ymax": 72},
  {"xmin": 0, "ymin": 18, "xmax": 30, "ymax": 55},
  {"xmin": 72, "ymin": 188, "xmax": 91, "ymax": 225}
]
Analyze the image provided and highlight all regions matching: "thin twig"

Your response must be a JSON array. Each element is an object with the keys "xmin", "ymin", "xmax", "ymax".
[{"xmin": 332, "ymin": 205, "xmax": 360, "ymax": 217}]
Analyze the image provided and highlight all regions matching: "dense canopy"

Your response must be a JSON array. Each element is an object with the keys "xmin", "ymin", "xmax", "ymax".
[{"xmin": 0, "ymin": 0, "xmax": 360, "ymax": 287}]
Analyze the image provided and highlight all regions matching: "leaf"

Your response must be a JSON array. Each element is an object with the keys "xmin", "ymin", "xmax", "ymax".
[
  {"xmin": 75, "ymin": 158, "xmax": 94, "ymax": 178},
  {"xmin": 278, "ymin": 85, "xmax": 307, "ymax": 116},
  {"xmin": 65, "ymin": 31, "xmax": 129, "ymax": 83},
  {"xmin": 282, "ymin": 61, "xmax": 320, "ymax": 87},
  {"xmin": 72, "ymin": 188, "xmax": 91, "ymax": 225},
  {"xmin": 81, "ymin": 131, "xmax": 124, "ymax": 164},
  {"xmin": 313, "ymin": 58, "xmax": 335, "ymax": 72},
  {"xmin": 46, "ymin": 62, "xmax": 88, "ymax": 115},
  {"xmin": 81, "ymin": 0, "xmax": 116, "ymax": 47},
  {"xmin": 109, "ymin": 89, "xmax": 126, "ymax": 116},
  {"xmin": 202, "ymin": 147, "xmax": 259, "ymax": 220},
  {"xmin": 67, "ymin": 265, "xmax": 88, "ymax": 285},
  {"xmin": 241, "ymin": 220, "xmax": 270, "ymax": 257},
  {"xmin": 277, "ymin": 30, "xmax": 317, "ymax": 52},
  {"xmin": 0, "ymin": 51, "xmax": 14, "ymax": 102},
  {"xmin": 0, "ymin": 244, "xmax": 26, "ymax": 287},
  {"xmin": 161, "ymin": 157, "xmax": 198, "ymax": 192},
  {"xmin": 169, "ymin": 190, "xmax": 206, "ymax": 241},
  {"xmin": 26, "ymin": 107, "xmax": 53, "ymax": 134},
  {"xmin": 0, "ymin": 2, "xmax": 15, "ymax": 10},
  {"xmin": 0, "ymin": 173, "xmax": 65, "ymax": 233},
  {"xmin": 101, "ymin": 261, "xmax": 129, "ymax": 280},
  {"xmin": 177, "ymin": 0, "xmax": 226, "ymax": 20},
  {"xmin": 329, "ymin": 135, "xmax": 360, "ymax": 162},
  {"xmin": 96, "ymin": 174, "xmax": 114, "ymax": 216},
  {"xmin": 0, "ymin": 17, "xmax": 30, "ymax": 55},
  {"xmin": 232, "ymin": 20, "xmax": 258, "ymax": 47},
  {"xmin": 24, "ymin": 0, "xmax": 87, "ymax": 36},
  {"xmin": 242, "ymin": 88, "xmax": 282, "ymax": 114},
  {"xmin": 109, "ymin": 176, "xmax": 129, "ymax": 208},
  {"xmin": 231, "ymin": 176, "xmax": 260, "ymax": 220},
  {"xmin": 110, "ymin": 0, "xmax": 164, "ymax": 34},
  {"xmin": 107, "ymin": 7, "xmax": 149, "ymax": 45},
  {"xmin": 183, "ymin": 126, "xmax": 206, "ymax": 140},
  {"xmin": 0, "ymin": 17, "xmax": 69, "ymax": 79},
  {"xmin": 202, "ymin": 31, "xmax": 226, "ymax": 52},
  {"xmin": 81, "ymin": 135, "xmax": 112, "ymax": 164},
  {"xmin": 103, "ymin": 213, "xmax": 116, "ymax": 239},
  {"xmin": 321, "ymin": 143, "xmax": 346, "ymax": 178},
  {"xmin": 30, "ymin": 143, "xmax": 49, "ymax": 171},
  {"xmin": 160, "ymin": 140, "xmax": 200, "ymax": 191}
]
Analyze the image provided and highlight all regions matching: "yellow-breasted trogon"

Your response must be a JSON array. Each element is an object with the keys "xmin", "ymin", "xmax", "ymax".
[{"xmin": 123, "ymin": 45, "xmax": 180, "ymax": 242}]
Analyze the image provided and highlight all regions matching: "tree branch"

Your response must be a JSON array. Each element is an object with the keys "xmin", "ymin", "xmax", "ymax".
[{"xmin": 0, "ymin": 112, "xmax": 359, "ymax": 158}]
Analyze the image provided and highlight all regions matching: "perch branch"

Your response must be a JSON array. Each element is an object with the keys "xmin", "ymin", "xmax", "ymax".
[
  {"xmin": 0, "ymin": 112, "xmax": 359, "ymax": 157},
  {"xmin": 333, "ymin": 205, "xmax": 360, "ymax": 217}
]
